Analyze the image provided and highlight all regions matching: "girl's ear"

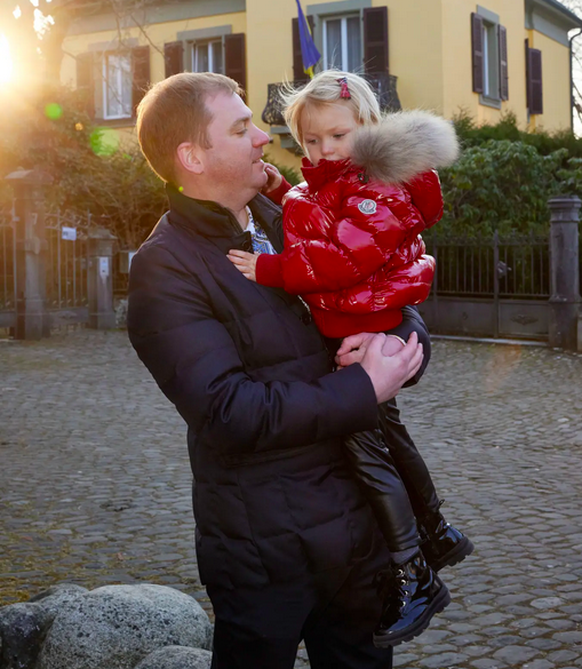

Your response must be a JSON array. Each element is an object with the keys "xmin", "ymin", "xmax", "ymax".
[{"xmin": 177, "ymin": 142, "xmax": 204, "ymax": 175}]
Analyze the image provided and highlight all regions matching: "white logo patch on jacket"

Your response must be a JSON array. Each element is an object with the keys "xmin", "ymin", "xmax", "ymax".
[{"xmin": 358, "ymin": 199, "xmax": 377, "ymax": 215}]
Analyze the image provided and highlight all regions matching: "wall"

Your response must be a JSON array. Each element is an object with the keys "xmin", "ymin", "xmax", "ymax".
[
  {"xmin": 61, "ymin": 7, "xmax": 247, "ymax": 149},
  {"xmin": 527, "ymin": 28, "xmax": 572, "ymax": 132},
  {"xmin": 442, "ymin": 0, "xmax": 529, "ymax": 127},
  {"xmin": 60, "ymin": 0, "xmax": 577, "ymax": 169}
]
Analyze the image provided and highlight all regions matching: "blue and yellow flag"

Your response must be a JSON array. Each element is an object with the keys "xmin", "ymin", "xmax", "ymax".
[{"xmin": 296, "ymin": 0, "xmax": 321, "ymax": 78}]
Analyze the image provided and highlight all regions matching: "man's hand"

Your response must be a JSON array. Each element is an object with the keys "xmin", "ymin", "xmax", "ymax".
[
  {"xmin": 262, "ymin": 164, "xmax": 283, "ymax": 194},
  {"xmin": 228, "ymin": 250, "xmax": 259, "ymax": 281},
  {"xmin": 359, "ymin": 332, "xmax": 423, "ymax": 403}
]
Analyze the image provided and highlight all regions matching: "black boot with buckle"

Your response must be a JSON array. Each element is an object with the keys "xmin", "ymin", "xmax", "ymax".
[
  {"xmin": 373, "ymin": 552, "xmax": 451, "ymax": 648},
  {"xmin": 418, "ymin": 503, "xmax": 474, "ymax": 573}
]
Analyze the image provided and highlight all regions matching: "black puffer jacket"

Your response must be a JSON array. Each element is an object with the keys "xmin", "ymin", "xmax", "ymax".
[{"xmin": 127, "ymin": 185, "xmax": 428, "ymax": 590}]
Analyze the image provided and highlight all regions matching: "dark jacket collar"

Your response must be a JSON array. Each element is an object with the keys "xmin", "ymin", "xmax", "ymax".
[{"xmin": 166, "ymin": 184, "xmax": 284, "ymax": 254}]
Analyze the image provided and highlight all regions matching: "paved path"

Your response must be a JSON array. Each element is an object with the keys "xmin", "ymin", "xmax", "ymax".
[{"xmin": 1, "ymin": 330, "xmax": 581, "ymax": 668}]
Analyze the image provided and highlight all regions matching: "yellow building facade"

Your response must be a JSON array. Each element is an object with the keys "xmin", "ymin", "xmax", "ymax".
[{"xmin": 61, "ymin": 0, "xmax": 582, "ymax": 169}]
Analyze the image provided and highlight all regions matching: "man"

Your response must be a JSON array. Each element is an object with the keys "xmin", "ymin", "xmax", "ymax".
[{"xmin": 127, "ymin": 72, "xmax": 426, "ymax": 668}]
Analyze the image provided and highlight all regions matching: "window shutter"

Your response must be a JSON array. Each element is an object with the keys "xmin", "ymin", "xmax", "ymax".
[
  {"xmin": 471, "ymin": 12, "xmax": 484, "ymax": 94},
  {"xmin": 164, "ymin": 41, "xmax": 183, "ymax": 78},
  {"xmin": 131, "ymin": 46, "xmax": 150, "ymax": 115},
  {"xmin": 528, "ymin": 47, "xmax": 543, "ymax": 115},
  {"xmin": 498, "ymin": 25, "xmax": 508, "ymax": 101},
  {"xmin": 76, "ymin": 52, "xmax": 95, "ymax": 118},
  {"xmin": 363, "ymin": 6, "xmax": 388, "ymax": 74},
  {"xmin": 225, "ymin": 33, "xmax": 247, "ymax": 94},
  {"xmin": 525, "ymin": 39, "xmax": 531, "ymax": 109},
  {"xmin": 292, "ymin": 15, "xmax": 315, "ymax": 82}
]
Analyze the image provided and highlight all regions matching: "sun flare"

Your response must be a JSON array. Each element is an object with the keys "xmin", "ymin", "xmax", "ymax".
[{"xmin": 0, "ymin": 34, "xmax": 13, "ymax": 84}]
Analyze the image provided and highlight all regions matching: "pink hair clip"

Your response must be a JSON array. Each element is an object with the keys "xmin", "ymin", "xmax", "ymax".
[{"xmin": 337, "ymin": 77, "xmax": 351, "ymax": 99}]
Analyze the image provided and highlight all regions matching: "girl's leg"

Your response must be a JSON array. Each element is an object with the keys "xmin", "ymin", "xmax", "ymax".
[
  {"xmin": 377, "ymin": 399, "xmax": 440, "ymax": 518},
  {"xmin": 343, "ymin": 428, "xmax": 419, "ymax": 554},
  {"xmin": 378, "ymin": 399, "xmax": 474, "ymax": 572},
  {"xmin": 342, "ymin": 428, "xmax": 449, "ymax": 647}
]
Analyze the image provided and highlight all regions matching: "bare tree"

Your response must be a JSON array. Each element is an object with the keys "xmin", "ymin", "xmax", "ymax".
[{"xmin": 0, "ymin": 0, "xmax": 159, "ymax": 86}]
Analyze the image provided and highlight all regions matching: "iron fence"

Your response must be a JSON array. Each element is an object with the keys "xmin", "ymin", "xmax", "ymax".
[
  {"xmin": 0, "ymin": 209, "xmax": 16, "ymax": 315},
  {"xmin": 424, "ymin": 231, "xmax": 551, "ymax": 299},
  {"xmin": 45, "ymin": 210, "xmax": 91, "ymax": 310}
]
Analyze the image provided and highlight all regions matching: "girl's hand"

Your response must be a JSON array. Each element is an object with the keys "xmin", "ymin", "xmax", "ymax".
[
  {"xmin": 335, "ymin": 333, "xmax": 405, "ymax": 368},
  {"xmin": 262, "ymin": 164, "xmax": 283, "ymax": 194},
  {"xmin": 335, "ymin": 332, "xmax": 376, "ymax": 368},
  {"xmin": 228, "ymin": 249, "xmax": 258, "ymax": 281}
]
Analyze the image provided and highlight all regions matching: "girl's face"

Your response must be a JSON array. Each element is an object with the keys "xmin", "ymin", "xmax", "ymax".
[{"xmin": 300, "ymin": 102, "xmax": 359, "ymax": 166}]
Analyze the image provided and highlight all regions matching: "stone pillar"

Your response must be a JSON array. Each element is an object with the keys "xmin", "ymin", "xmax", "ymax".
[
  {"xmin": 87, "ymin": 227, "xmax": 116, "ymax": 330},
  {"xmin": 5, "ymin": 168, "xmax": 53, "ymax": 340},
  {"xmin": 548, "ymin": 196, "xmax": 581, "ymax": 351}
]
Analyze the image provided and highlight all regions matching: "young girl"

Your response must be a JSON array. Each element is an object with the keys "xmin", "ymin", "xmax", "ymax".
[{"xmin": 228, "ymin": 70, "xmax": 472, "ymax": 648}]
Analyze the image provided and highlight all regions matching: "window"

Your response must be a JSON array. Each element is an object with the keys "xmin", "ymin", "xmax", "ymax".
[
  {"xmin": 192, "ymin": 39, "xmax": 224, "ymax": 74},
  {"xmin": 103, "ymin": 53, "xmax": 132, "ymax": 119},
  {"xmin": 164, "ymin": 34, "xmax": 246, "ymax": 91},
  {"xmin": 471, "ymin": 12, "xmax": 508, "ymax": 105},
  {"xmin": 322, "ymin": 14, "xmax": 361, "ymax": 72},
  {"xmin": 291, "ymin": 7, "xmax": 388, "ymax": 83}
]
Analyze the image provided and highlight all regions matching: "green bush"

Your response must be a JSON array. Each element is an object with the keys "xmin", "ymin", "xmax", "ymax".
[{"xmin": 439, "ymin": 139, "xmax": 567, "ymax": 236}]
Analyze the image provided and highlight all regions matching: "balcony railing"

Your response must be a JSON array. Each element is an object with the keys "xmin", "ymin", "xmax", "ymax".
[{"xmin": 261, "ymin": 73, "xmax": 402, "ymax": 127}]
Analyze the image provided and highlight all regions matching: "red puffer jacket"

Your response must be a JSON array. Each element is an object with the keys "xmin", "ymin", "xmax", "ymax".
[{"xmin": 256, "ymin": 111, "xmax": 459, "ymax": 338}]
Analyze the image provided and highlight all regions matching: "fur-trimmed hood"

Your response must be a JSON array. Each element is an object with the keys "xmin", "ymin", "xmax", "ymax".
[{"xmin": 351, "ymin": 110, "xmax": 460, "ymax": 184}]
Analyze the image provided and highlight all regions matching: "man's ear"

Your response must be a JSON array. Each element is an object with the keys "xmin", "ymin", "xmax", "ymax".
[{"xmin": 177, "ymin": 142, "xmax": 204, "ymax": 175}]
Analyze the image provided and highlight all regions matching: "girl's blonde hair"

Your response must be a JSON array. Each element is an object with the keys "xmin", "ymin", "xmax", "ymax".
[{"xmin": 283, "ymin": 70, "xmax": 382, "ymax": 150}]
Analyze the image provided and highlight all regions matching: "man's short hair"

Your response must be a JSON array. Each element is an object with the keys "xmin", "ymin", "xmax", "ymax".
[{"xmin": 136, "ymin": 72, "xmax": 242, "ymax": 184}]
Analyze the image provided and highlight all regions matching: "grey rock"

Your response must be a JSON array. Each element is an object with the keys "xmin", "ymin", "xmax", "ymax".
[
  {"xmin": 37, "ymin": 584, "xmax": 212, "ymax": 669},
  {"xmin": 0, "ymin": 602, "xmax": 51, "ymax": 669},
  {"xmin": 133, "ymin": 646, "xmax": 212, "ymax": 669},
  {"xmin": 0, "ymin": 583, "xmax": 89, "ymax": 669},
  {"xmin": 29, "ymin": 583, "xmax": 89, "ymax": 620}
]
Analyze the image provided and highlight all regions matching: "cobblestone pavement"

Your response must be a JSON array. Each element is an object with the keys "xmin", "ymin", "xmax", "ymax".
[{"xmin": 1, "ymin": 330, "xmax": 582, "ymax": 669}]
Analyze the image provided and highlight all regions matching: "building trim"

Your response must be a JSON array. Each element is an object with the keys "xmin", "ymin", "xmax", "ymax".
[
  {"xmin": 479, "ymin": 94, "xmax": 502, "ymax": 109},
  {"xmin": 535, "ymin": 0, "xmax": 582, "ymax": 28},
  {"xmin": 525, "ymin": 0, "xmax": 582, "ymax": 47},
  {"xmin": 177, "ymin": 25, "xmax": 232, "ymax": 42},
  {"xmin": 68, "ymin": 0, "xmax": 245, "ymax": 36},
  {"xmin": 307, "ymin": 0, "xmax": 371, "ymax": 17},
  {"xmin": 88, "ymin": 38, "xmax": 138, "ymax": 52},
  {"xmin": 476, "ymin": 5, "xmax": 500, "ymax": 25}
]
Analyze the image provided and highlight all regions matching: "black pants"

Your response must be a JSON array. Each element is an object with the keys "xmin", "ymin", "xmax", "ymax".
[
  {"xmin": 343, "ymin": 399, "xmax": 441, "ymax": 553},
  {"xmin": 209, "ymin": 532, "xmax": 394, "ymax": 669}
]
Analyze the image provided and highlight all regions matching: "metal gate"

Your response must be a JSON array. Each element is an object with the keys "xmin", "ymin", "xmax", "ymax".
[
  {"xmin": 0, "ymin": 208, "xmax": 92, "ymax": 336},
  {"xmin": 0, "ymin": 209, "xmax": 16, "ymax": 331},
  {"xmin": 45, "ymin": 210, "xmax": 90, "ymax": 327},
  {"xmin": 419, "ymin": 231, "xmax": 551, "ymax": 340}
]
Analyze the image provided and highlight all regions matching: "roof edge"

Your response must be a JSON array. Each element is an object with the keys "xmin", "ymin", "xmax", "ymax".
[{"xmin": 534, "ymin": 0, "xmax": 582, "ymax": 29}]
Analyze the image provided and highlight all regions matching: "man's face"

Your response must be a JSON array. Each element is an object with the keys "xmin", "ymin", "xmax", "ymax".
[{"xmin": 201, "ymin": 91, "xmax": 271, "ymax": 196}]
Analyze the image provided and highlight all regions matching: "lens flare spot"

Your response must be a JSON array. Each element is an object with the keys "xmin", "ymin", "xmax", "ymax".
[
  {"xmin": 90, "ymin": 128, "xmax": 120, "ymax": 156},
  {"xmin": 45, "ymin": 103, "xmax": 63, "ymax": 120}
]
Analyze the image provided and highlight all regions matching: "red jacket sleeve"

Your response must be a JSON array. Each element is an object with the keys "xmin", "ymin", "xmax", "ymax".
[
  {"xmin": 257, "ymin": 184, "xmax": 410, "ymax": 295},
  {"xmin": 405, "ymin": 170, "xmax": 444, "ymax": 229},
  {"xmin": 264, "ymin": 176, "xmax": 293, "ymax": 206}
]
